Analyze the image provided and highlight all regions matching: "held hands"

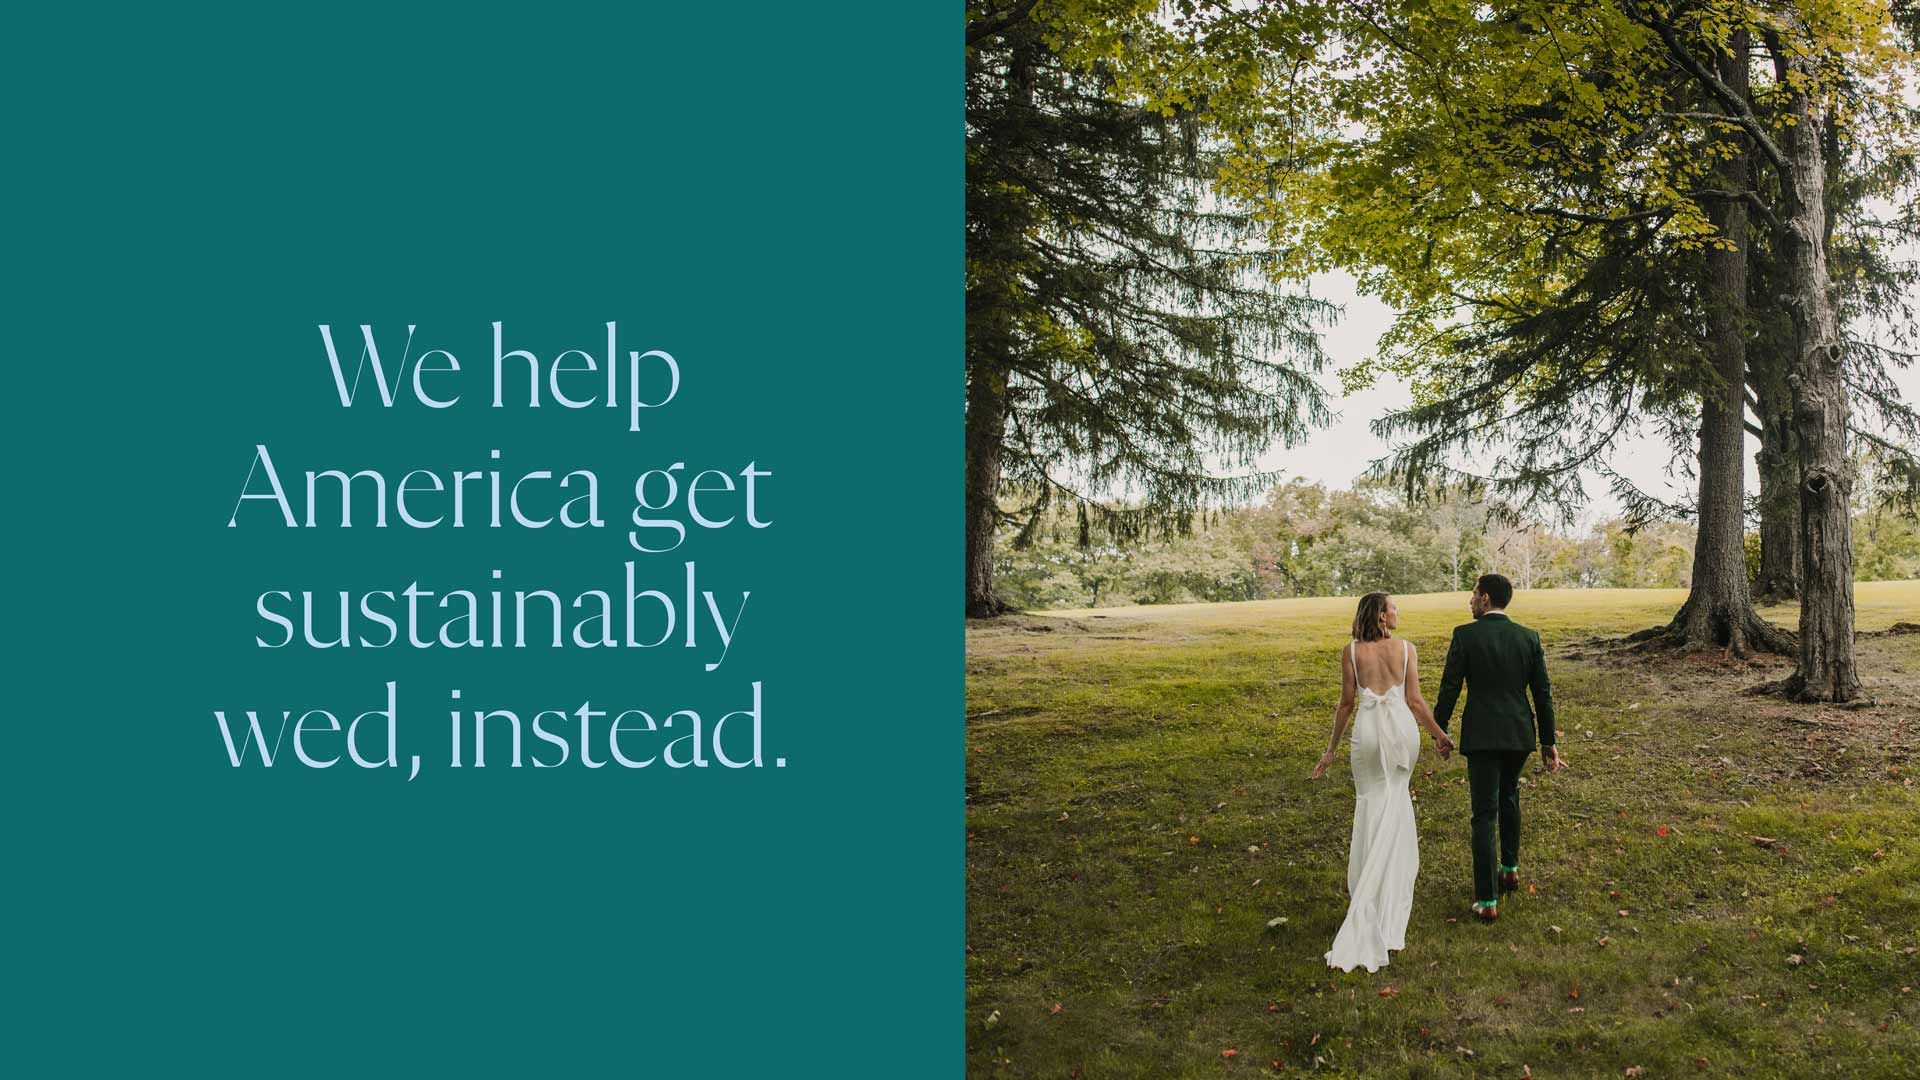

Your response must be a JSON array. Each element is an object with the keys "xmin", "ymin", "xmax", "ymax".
[{"xmin": 1431, "ymin": 731, "xmax": 1454, "ymax": 760}]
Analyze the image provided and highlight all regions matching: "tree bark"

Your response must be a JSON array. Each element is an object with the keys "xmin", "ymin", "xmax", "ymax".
[
  {"xmin": 1752, "ymin": 352, "xmax": 1801, "ymax": 603},
  {"xmin": 1778, "ymin": 56, "xmax": 1861, "ymax": 701},
  {"xmin": 1660, "ymin": 33, "xmax": 1792, "ymax": 656},
  {"xmin": 963, "ymin": 42, "xmax": 1033, "ymax": 619},
  {"xmin": 964, "ymin": 360, "xmax": 1014, "ymax": 617}
]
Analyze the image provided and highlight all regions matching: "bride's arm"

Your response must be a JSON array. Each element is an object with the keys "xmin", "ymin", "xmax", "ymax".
[
  {"xmin": 1403, "ymin": 644, "xmax": 1454, "ymax": 756},
  {"xmin": 1310, "ymin": 647, "xmax": 1357, "ymax": 778}
]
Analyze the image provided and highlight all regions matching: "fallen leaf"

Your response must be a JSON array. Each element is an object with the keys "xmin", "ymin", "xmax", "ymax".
[
  {"xmin": 1049, "ymin": 1002, "xmax": 1063, "ymax": 1015},
  {"xmin": 1528, "ymin": 884, "xmax": 1537, "ymax": 894},
  {"xmin": 1550, "ymin": 925, "xmax": 1563, "ymax": 934},
  {"xmin": 1222, "ymin": 1049, "xmax": 1239, "ymax": 1059},
  {"xmin": 1597, "ymin": 936, "xmax": 1612, "ymax": 947},
  {"xmin": 1788, "ymin": 954, "xmax": 1805, "ymax": 966},
  {"xmin": 1311, "ymin": 1033, "xmax": 1321, "ymax": 1046},
  {"xmin": 1752, "ymin": 836, "xmax": 1778, "ymax": 847},
  {"xmin": 1379, "ymin": 986, "xmax": 1400, "ymax": 997},
  {"xmin": 1267, "ymin": 916, "xmax": 1289, "ymax": 929},
  {"xmin": 1568, "ymin": 1006, "xmax": 1585, "ymax": 1014},
  {"xmin": 984, "ymin": 1009, "xmax": 1001, "ymax": 1027},
  {"xmin": 1656, "ymin": 826, "xmax": 1669, "ymax": 837},
  {"xmin": 1619, "ymin": 909, "xmax": 1630, "ymax": 917},
  {"xmin": 1626, "ymin": 1068, "xmax": 1645, "ymax": 1077},
  {"xmin": 1189, "ymin": 836, "xmax": 1199, "ymax": 845}
]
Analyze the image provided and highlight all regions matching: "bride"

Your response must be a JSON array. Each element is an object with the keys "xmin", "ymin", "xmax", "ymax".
[{"xmin": 1309, "ymin": 592, "xmax": 1453, "ymax": 973}]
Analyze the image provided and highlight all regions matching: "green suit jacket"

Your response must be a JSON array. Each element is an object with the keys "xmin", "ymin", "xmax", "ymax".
[{"xmin": 1432, "ymin": 612, "xmax": 1556, "ymax": 754}]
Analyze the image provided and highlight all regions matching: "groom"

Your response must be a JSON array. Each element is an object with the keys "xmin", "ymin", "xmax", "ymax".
[{"xmin": 1433, "ymin": 574, "xmax": 1565, "ymax": 923}]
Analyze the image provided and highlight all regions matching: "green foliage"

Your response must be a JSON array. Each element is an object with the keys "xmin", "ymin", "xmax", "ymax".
[
  {"xmin": 1855, "ymin": 508, "xmax": 1920, "ymax": 579},
  {"xmin": 1067, "ymin": 1, "xmax": 1920, "ymax": 516},
  {"xmin": 992, "ymin": 478, "xmax": 1738, "ymax": 609},
  {"xmin": 966, "ymin": 3, "xmax": 1333, "ymax": 538}
]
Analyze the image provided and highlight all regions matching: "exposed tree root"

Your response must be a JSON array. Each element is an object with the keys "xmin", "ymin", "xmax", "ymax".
[
  {"xmin": 1614, "ymin": 600, "xmax": 1797, "ymax": 659},
  {"xmin": 965, "ymin": 594, "xmax": 1020, "ymax": 620},
  {"xmin": 1746, "ymin": 672, "xmax": 1874, "ymax": 705}
]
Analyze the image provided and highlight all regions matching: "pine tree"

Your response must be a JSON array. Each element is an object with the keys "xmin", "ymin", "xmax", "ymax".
[{"xmin": 964, "ymin": 4, "xmax": 1332, "ymax": 617}]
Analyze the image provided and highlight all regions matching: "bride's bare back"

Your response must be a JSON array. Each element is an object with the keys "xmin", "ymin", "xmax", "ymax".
[{"xmin": 1350, "ymin": 637, "xmax": 1409, "ymax": 696}]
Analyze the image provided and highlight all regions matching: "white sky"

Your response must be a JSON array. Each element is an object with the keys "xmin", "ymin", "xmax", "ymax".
[{"xmin": 1256, "ymin": 268, "xmax": 1920, "ymax": 529}]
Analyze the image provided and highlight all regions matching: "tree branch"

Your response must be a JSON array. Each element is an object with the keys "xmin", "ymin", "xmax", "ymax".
[
  {"xmin": 1510, "ymin": 202, "xmax": 1672, "ymax": 226},
  {"xmin": 967, "ymin": 0, "xmax": 1040, "ymax": 47},
  {"xmin": 1692, "ymin": 188, "xmax": 1784, "ymax": 231},
  {"xmin": 1622, "ymin": 0, "xmax": 1790, "ymax": 176}
]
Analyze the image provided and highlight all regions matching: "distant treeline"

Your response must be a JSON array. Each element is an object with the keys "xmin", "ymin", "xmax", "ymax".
[{"xmin": 995, "ymin": 478, "xmax": 1920, "ymax": 610}]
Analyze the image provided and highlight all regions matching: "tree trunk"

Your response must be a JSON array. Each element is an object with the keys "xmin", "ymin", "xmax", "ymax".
[
  {"xmin": 964, "ymin": 360, "xmax": 1013, "ymax": 617},
  {"xmin": 1661, "ymin": 33, "xmax": 1792, "ymax": 655},
  {"xmin": 1752, "ymin": 353, "xmax": 1801, "ymax": 603},
  {"xmin": 1778, "ymin": 57, "xmax": 1861, "ymax": 701},
  {"xmin": 963, "ymin": 43, "xmax": 1034, "ymax": 619}
]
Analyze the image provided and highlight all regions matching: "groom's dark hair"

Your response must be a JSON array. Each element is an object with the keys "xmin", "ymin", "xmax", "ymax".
[{"xmin": 1476, "ymin": 573, "xmax": 1514, "ymax": 609}]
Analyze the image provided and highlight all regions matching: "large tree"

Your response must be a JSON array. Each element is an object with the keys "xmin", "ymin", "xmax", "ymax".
[
  {"xmin": 1083, "ymin": 0, "xmax": 1915, "ymax": 696},
  {"xmin": 964, "ymin": 2, "xmax": 1332, "ymax": 617},
  {"xmin": 1747, "ymin": 61, "xmax": 1920, "ymax": 604}
]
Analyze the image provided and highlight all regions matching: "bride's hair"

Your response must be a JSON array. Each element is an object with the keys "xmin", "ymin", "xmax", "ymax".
[{"xmin": 1351, "ymin": 592, "xmax": 1392, "ymax": 642}]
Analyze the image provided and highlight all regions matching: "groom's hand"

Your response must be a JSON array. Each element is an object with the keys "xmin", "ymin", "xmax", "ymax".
[{"xmin": 1542, "ymin": 745, "xmax": 1566, "ymax": 772}]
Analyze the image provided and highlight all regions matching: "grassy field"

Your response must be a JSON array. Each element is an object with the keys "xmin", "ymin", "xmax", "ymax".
[{"xmin": 966, "ymin": 583, "xmax": 1920, "ymax": 1079}]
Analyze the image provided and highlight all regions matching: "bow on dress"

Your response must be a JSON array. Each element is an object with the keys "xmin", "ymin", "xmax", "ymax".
[{"xmin": 1356, "ymin": 687, "xmax": 1419, "ymax": 774}]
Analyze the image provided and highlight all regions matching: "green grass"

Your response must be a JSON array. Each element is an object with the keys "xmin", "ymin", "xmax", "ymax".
[{"xmin": 966, "ymin": 583, "xmax": 1920, "ymax": 1079}]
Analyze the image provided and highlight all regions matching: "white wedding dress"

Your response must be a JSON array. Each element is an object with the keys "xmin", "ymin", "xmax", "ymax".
[{"xmin": 1325, "ymin": 639, "xmax": 1421, "ymax": 973}]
